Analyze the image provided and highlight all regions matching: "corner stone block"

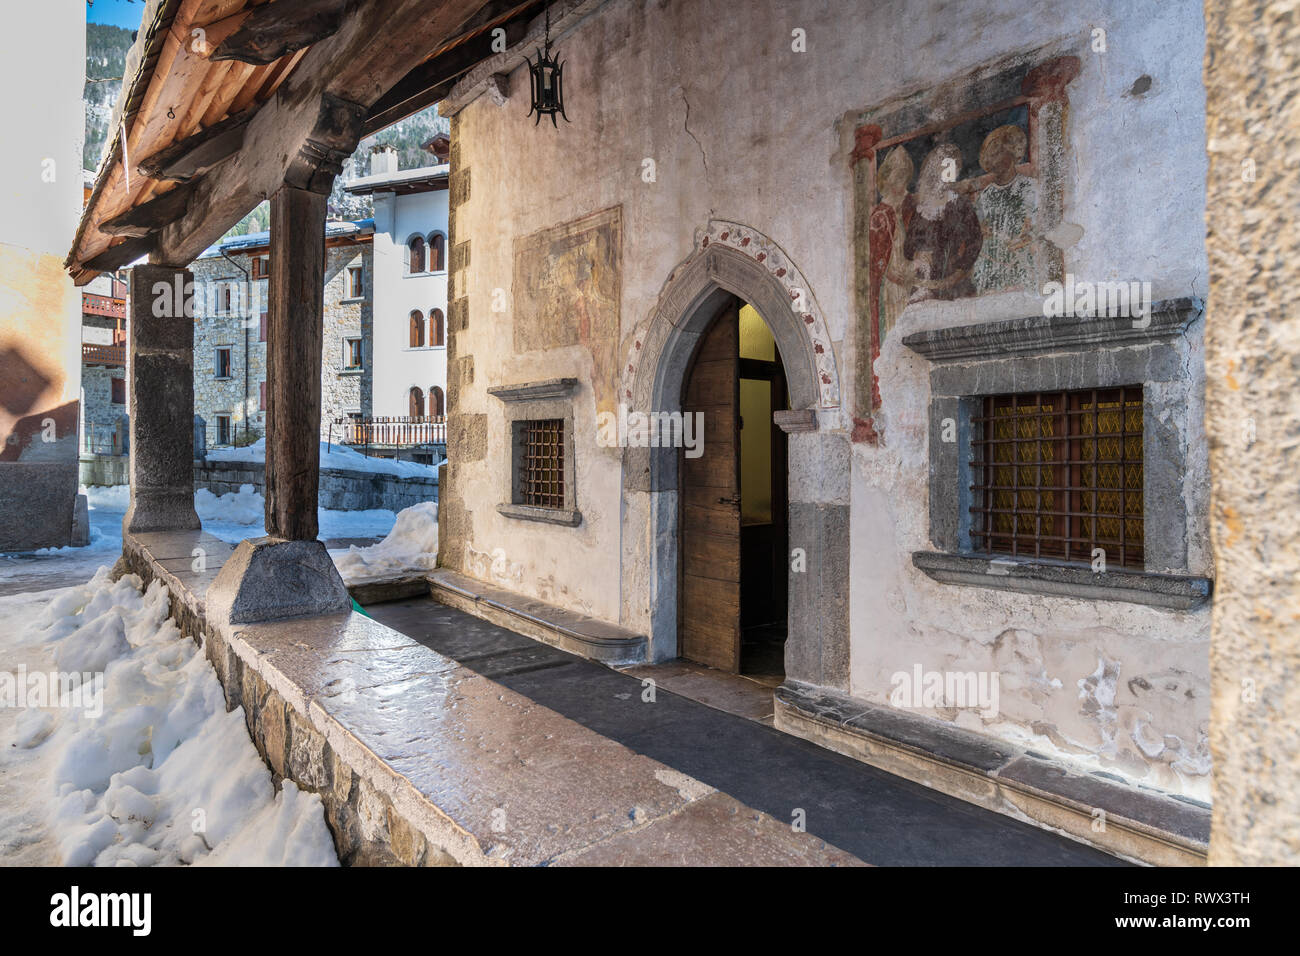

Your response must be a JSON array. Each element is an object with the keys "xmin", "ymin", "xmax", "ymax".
[{"xmin": 207, "ymin": 537, "xmax": 351, "ymax": 625}]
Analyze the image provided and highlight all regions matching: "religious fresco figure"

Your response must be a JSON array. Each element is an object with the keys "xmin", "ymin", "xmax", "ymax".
[
  {"xmin": 902, "ymin": 144, "xmax": 982, "ymax": 302},
  {"xmin": 972, "ymin": 124, "xmax": 1039, "ymax": 293},
  {"xmin": 868, "ymin": 147, "xmax": 916, "ymax": 339}
]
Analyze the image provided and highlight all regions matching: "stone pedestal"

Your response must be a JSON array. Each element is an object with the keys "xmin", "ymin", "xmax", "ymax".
[
  {"xmin": 207, "ymin": 536, "xmax": 351, "ymax": 626},
  {"xmin": 124, "ymin": 263, "xmax": 200, "ymax": 534}
]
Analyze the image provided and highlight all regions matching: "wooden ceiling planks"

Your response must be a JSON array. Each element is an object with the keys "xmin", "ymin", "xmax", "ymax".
[{"xmin": 71, "ymin": 0, "xmax": 508, "ymax": 283}]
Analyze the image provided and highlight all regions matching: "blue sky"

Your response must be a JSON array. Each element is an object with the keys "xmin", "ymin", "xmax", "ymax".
[{"xmin": 86, "ymin": 0, "xmax": 148, "ymax": 30}]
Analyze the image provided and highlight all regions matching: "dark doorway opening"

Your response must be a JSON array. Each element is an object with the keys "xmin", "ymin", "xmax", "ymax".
[{"xmin": 678, "ymin": 296, "xmax": 789, "ymax": 679}]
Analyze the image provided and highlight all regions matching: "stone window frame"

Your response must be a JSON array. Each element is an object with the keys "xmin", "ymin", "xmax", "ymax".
[
  {"xmin": 213, "ymin": 346, "xmax": 233, "ymax": 380},
  {"xmin": 343, "ymin": 264, "xmax": 365, "ymax": 300},
  {"xmin": 340, "ymin": 335, "xmax": 364, "ymax": 373},
  {"xmin": 488, "ymin": 378, "xmax": 581, "ymax": 527},
  {"xmin": 904, "ymin": 298, "xmax": 1212, "ymax": 610}
]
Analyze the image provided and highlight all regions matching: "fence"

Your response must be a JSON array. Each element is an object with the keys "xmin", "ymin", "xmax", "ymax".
[
  {"xmin": 330, "ymin": 415, "xmax": 447, "ymax": 448},
  {"xmin": 81, "ymin": 421, "xmax": 126, "ymax": 456}
]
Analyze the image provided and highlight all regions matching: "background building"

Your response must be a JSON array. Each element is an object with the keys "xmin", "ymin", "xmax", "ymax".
[
  {"xmin": 344, "ymin": 141, "xmax": 449, "ymax": 423},
  {"xmin": 189, "ymin": 220, "xmax": 374, "ymax": 447}
]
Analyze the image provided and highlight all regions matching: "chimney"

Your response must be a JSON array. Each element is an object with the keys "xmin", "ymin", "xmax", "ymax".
[
  {"xmin": 423, "ymin": 133, "xmax": 451, "ymax": 164},
  {"xmin": 369, "ymin": 143, "xmax": 398, "ymax": 176}
]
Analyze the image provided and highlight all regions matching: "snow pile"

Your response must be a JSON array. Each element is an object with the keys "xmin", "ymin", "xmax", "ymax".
[
  {"xmin": 195, "ymin": 484, "xmax": 263, "ymax": 524},
  {"xmin": 206, "ymin": 438, "xmax": 442, "ymax": 479},
  {"xmin": 5, "ymin": 570, "xmax": 338, "ymax": 867},
  {"xmin": 332, "ymin": 501, "xmax": 439, "ymax": 584},
  {"xmin": 83, "ymin": 484, "xmax": 130, "ymax": 512}
]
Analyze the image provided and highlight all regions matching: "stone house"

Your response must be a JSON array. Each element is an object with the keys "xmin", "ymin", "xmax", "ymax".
[
  {"xmin": 435, "ymin": 0, "xmax": 1214, "ymax": 858},
  {"xmin": 79, "ymin": 270, "xmax": 129, "ymax": 456},
  {"xmin": 343, "ymin": 141, "xmax": 450, "ymax": 422},
  {"xmin": 189, "ymin": 221, "xmax": 375, "ymax": 447}
]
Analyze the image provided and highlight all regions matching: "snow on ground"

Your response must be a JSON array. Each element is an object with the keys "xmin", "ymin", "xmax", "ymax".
[
  {"xmin": 331, "ymin": 501, "xmax": 439, "ymax": 585},
  {"xmin": 0, "ymin": 571, "xmax": 338, "ymax": 866},
  {"xmin": 0, "ymin": 486, "xmax": 401, "ymax": 597},
  {"xmin": 207, "ymin": 438, "xmax": 442, "ymax": 479}
]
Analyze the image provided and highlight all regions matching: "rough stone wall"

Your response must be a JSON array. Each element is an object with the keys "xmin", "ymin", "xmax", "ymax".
[
  {"xmin": 194, "ymin": 459, "xmax": 437, "ymax": 512},
  {"xmin": 190, "ymin": 242, "xmax": 372, "ymax": 446},
  {"xmin": 447, "ymin": 0, "xmax": 1212, "ymax": 798},
  {"xmin": 190, "ymin": 255, "xmax": 266, "ymax": 443},
  {"xmin": 320, "ymin": 244, "xmax": 373, "ymax": 439},
  {"xmin": 80, "ymin": 364, "xmax": 127, "ymax": 451},
  {"xmin": 1203, "ymin": 0, "xmax": 1300, "ymax": 864},
  {"xmin": 116, "ymin": 547, "xmax": 455, "ymax": 866}
]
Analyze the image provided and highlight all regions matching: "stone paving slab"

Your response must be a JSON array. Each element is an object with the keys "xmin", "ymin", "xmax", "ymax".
[
  {"xmin": 229, "ymin": 605, "xmax": 861, "ymax": 866},
  {"xmin": 368, "ymin": 597, "xmax": 1127, "ymax": 866}
]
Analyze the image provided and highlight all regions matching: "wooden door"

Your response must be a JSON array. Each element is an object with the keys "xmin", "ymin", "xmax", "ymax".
[{"xmin": 680, "ymin": 303, "xmax": 741, "ymax": 672}]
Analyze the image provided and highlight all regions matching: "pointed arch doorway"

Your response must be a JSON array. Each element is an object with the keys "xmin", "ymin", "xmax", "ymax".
[{"xmin": 679, "ymin": 297, "xmax": 789, "ymax": 675}]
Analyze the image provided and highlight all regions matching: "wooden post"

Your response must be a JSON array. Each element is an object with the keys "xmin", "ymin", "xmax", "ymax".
[{"xmin": 265, "ymin": 184, "xmax": 326, "ymax": 540}]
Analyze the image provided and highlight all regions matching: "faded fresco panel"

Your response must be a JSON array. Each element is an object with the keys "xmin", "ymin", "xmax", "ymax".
[
  {"xmin": 850, "ymin": 48, "xmax": 1080, "ymax": 443},
  {"xmin": 513, "ymin": 206, "xmax": 622, "ymax": 414}
]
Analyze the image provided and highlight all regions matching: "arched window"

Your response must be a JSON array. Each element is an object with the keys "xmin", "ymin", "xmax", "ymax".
[
  {"xmin": 429, "ymin": 233, "xmax": 446, "ymax": 272},
  {"xmin": 409, "ymin": 386, "xmax": 425, "ymax": 418},
  {"xmin": 409, "ymin": 310, "xmax": 424, "ymax": 348},
  {"xmin": 430, "ymin": 386, "xmax": 445, "ymax": 418},
  {"xmin": 407, "ymin": 235, "xmax": 426, "ymax": 274},
  {"xmin": 430, "ymin": 308, "xmax": 445, "ymax": 347}
]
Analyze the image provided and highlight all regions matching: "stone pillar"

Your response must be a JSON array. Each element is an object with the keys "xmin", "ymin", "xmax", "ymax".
[
  {"xmin": 123, "ymin": 263, "xmax": 200, "ymax": 534},
  {"xmin": 1204, "ymin": 0, "xmax": 1300, "ymax": 865},
  {"xmin": 782, "ymin": 424, "xmax": 851, "ymax": 691}
]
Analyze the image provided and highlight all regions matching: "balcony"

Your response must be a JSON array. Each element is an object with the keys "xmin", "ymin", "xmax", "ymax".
[{"xmin": 82, "ymin": 342, "xmax": 126, "ymax": 366}]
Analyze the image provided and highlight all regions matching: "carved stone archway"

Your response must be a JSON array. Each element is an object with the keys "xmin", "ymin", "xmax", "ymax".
[{"xmin": 620, "ymin": 222, "xmax": 851, "ymax": 692}]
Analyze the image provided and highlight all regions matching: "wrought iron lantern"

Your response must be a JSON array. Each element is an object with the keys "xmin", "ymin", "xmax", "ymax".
[{"xmin": 527, "ymin": 5, "xmax": 568, "ymax": 126}]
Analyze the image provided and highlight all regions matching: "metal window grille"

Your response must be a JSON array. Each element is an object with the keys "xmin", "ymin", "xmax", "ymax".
[
  {"xmin": 970, "ymin": 387, "xmax": 1144, "ymax": 568},
  {"xmin": 521, "ymin": 419, "xmax": 565, "ymax": 508}
]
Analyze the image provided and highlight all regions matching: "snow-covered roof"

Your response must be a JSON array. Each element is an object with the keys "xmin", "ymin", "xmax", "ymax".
[
  {"xmin": 197, "ymin": 218, "xmax": 375, "ymax": 259},
  {"xmin": 343, "ymin": 164, "xmax": 450, "ymax": 196}
]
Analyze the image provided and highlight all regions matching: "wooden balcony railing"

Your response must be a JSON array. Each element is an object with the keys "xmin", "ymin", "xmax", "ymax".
[{"xmin": 82, "ymin": 343, "xmax": 126, "ymax": 366}]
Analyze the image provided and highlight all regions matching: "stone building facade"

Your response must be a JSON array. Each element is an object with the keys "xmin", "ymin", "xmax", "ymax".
[
  {"xmin": 436, "ymin": 0, "xmax": 1215, "ymax": 859},
  {"xmin": 190, "ymin": 221, "xmax": 374, "ymax": 447}
]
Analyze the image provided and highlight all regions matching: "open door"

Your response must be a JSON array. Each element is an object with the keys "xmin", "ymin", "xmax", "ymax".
[{"xmin": 679, "ymin": 300, "xmax": 741, "ymax": 671}]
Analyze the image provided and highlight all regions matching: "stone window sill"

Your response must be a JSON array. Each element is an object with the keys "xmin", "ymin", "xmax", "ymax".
[
  {"xmin": 338, "ymin": 367, "xmax": 363, "ymax": 376},
  {"xmin": 911, "ymin": 551, "xmax": 1211, "ymax": 610},
  {"xmin": 497, "ymin": 502, "xmax": 582, "ymax": 527},
  {"xmin": 339, "ymin": 296, "xmax": 366, "ymax": 304}
]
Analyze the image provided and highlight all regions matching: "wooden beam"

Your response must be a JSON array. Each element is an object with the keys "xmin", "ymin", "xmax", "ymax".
[
  {"xmin": 83, "ymin": 236, "xmax": 157, "ymax": 273},
  {"xmin": 152, "ymin": 0, "xmax": 494, "ymax": 267},
  {"xmin": 264, "ymin": 185, "xmax": 328, "ymax": 541},
  {"xmin": 99, "ymin": 184, "xmax": 195, "ymax": 238},
  {"xmin": 136, "ymin": 108, "xmax": 255, "ymax": 182},
  {"xmin": 211, "ymin": 0, "xmax": 352, "ymax": 66},
  {"xmin": 362, "ymin": 0, "xmax": 536, "ymax": 135}
]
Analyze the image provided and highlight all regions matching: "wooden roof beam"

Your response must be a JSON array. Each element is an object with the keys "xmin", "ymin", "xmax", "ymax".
[
  {"xmin": 99, "ymin": 183, "xmax": 196, "ymax": 238},
  {"xmin": 152, "ymin": 0, "xmax": 493, "ymax": 268},
  {"xmin": 210, "ymin": 0, "xmax": 352, "ymax": 66},
  {"xmin": 362, "ymin": 0, "xmax": 538, "ymax": 136},
  {"xmin": 136, "ymin": 107, "xmax": 255, "ymax": 182}
]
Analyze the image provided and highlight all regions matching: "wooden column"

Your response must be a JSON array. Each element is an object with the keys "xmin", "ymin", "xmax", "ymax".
[{"xmin": 264, "ymin": 185, "xmax": 326, "ymax": 540}]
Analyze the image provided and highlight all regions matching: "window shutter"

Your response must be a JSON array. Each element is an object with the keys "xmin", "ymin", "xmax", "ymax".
[
  {"xmin": 260, "ymin": 381, "xmax": 266, "ymax": 411},
  {"xmin": 259, "ymin": 311, "xmax": 267, "ymax": 342}
]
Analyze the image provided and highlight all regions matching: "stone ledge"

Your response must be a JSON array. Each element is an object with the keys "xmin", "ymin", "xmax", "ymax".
[
  {"xmin": 346, "ymin": 574, "xmax": 431, "ymax": 606},
  {"xmin": 912, "ymin": 551, "xmax": 1213, "ymax": 610},
  {"xmin": 487, "ymin": 377, "xmax": 579, "ymax": 403},
  {"xmin": 496, "ymin": 502, "xmax": 582, "ymax": 527},
  {"xmin": 774, "ymin": 681, "xmax": 1209, "ymax": 867},
  {"xmin": 901, "ymin": 296, "xmax": 1202, "ymax": 362},
  {"xmin": 428, "ymin": 568, "xmax": 647, "ymax": 665}
]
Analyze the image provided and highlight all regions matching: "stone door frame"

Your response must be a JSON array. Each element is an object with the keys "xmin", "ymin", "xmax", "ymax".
[{"xmin": 623, "ymin": 224, "xmax": 851, "ymax": 690}]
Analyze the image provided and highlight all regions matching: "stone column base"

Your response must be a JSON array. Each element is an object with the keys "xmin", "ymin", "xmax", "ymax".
[{"xmin": 207, "ymin": 537, "xmax": 351, "ymax": 626}]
